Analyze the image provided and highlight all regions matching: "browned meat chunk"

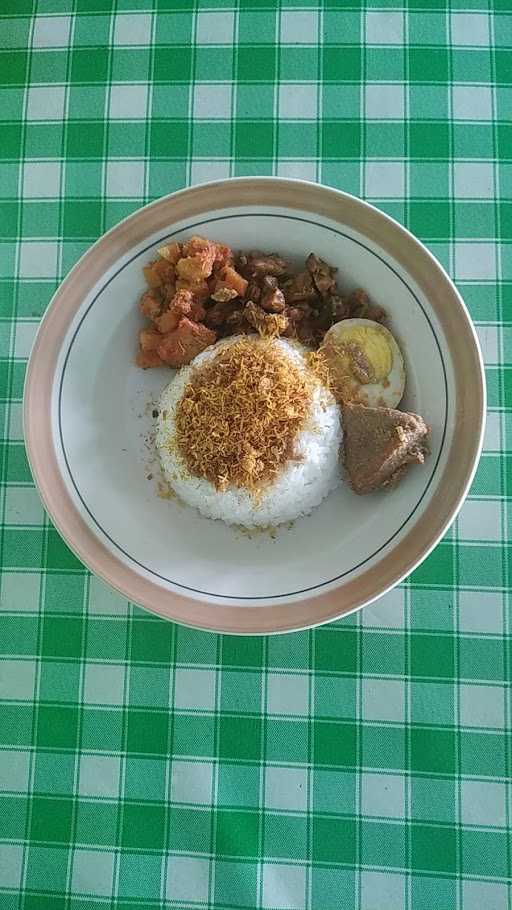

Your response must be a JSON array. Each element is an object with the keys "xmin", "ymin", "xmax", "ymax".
[
  {"xmin": 331, "ymin": 295, "xmax": 350, "ymax": 322},
  {"xmin": 143, "ymin": 258, "xmax": 176, "ymax": 293},
  {"xmin": 306, "ymin": 253, "xmax": 337, "ymax": 298},
  {"xmin": 156, "ymin": 309, "xmax": 180, "ymax": 334},
  {"xmin": 204, "ymin": 300, "xmax": 238, "ymax": 329},
  {"xmin": 296, "ymin": 319, "xmax": 319, "ymax": 346},
  {"xmin": 260, "ymin": 277, "xmax": 286, "ymax": 312},
  {"xmin": 211, "ymin": 242, "xmax": 234, "ymax": 268},
  {"xmin": 183, "ymin": 236, "xmax": 233, "ymax": 267},
  {"xmin": 157, "ymin": 318, "xmax": 217, "ymax": 367},
  {"xmin": 343, "ymin": 403, "xmax": 430, "ymax": 494},
  {"xmin": 175, "ymin": 278, "xmax": 211, "ymax": 304},
  {"xmin": 217, "ymin": 266, "xmax": 248, "ymax": 298},
  {"xmin": 175, "ymin": 240, "xmax": 216, "ymax": 284},
  {"xmin": 224, "ymin": 308, "xmax": 251, "ymax": 335},
  {"xmin": 139, "ymin": 290, "xmax": 163, "ymax": 321},
  {"xmin": 156, "ymin": 289, "xmax": 206, "ymax": 334},
  {"xmin": 245, "ymin": 281, "xmax": 262, "ymax": 304},
  {"xmin": 347, "ymin": 289, "xmax": 386, "ymax": 323},
  {"xmin": 238, "ymin": 252, "xmax": 288, "ymax": 279},
  {"xmin": 175, "ymin": 237, "xmax": 234, "ymax": 286},
  {"xmin": 176, "ymin": 255, "xmax": 214, "ymax": 283},
  {"xmin": 156, "ymin": 242, "xmax": 182, "ymax": 265},
  {"xmin": 280, "ymin": 303, "xmax": 318, "ymax": 342},
  {"xmin": 182, "ymin": 236, "xmax": 214, "ymax": 258},
  {"xmin": 282, "ymin": 271, "xmax": 317, "ymax": 304},
  {"xmin": 286, "ymin": 306, "xmax": 306, "ymax": 326},
  {"xmin": 142, "ymin": 265, "xmax": 161, "ymax": 289}
]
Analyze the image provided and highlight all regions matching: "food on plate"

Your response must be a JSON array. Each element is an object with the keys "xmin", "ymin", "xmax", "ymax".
[
  {"xmin": 136, "ymin": 237, "xmax": 386, "ymax": 368},
  {"xmin": 342, "ymin": 402, "xmax": 430, "ymax": 495},
  {"xmin": 139, "ymin": 235, "xmax": 431, "ymax": 519},
  {"xmin": 156, "ymin": 335, "xmax": 341, "ymax": 527},
  {"xmin": 319, "ymin": 318, "xmax": 405, "ymax": 408},
  {"xmin": 136, "ymin": 237, "xmax": 232, "ymax": 368}
]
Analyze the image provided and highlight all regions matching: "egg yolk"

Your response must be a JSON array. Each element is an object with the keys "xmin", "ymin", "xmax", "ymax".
[{"xmin": 327, "ymin": 325, "xmax": 392, "ymax": 384}]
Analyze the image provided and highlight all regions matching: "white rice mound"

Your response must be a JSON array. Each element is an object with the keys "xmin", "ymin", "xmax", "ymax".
[{"xmin": 156, "ymin": 335, "xmax": 342, "ymax": 528}]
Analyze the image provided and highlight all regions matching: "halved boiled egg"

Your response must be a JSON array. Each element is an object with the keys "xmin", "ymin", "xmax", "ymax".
[{"xmin": 320, "ymin": 318, "xmax": 405, "ymax": 408}]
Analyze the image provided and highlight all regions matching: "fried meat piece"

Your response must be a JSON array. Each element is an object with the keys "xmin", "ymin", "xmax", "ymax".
[
  {"xmin": 306, "ymin": 253, "xmax": 337, "ymax": 299},
  {"xmin": 282, "ymin": 270, "xmax": 318, "ymax": 305},
  {"xmin": 139, "ymin": 290, "xmax": 163, "ymax": 321},
  {"xmin": 238, "ymin": 252, "xmax": 288, "ymax": 279},
  {"xmin": 155, "ymin": 289, "xmax": 206, "ymax": 333},
  {"xmin": 216, "ymin": 266, "xmax": 248, "ymax": 298},
  {"xmin": 156, "ymin": 317, "xmax": 217, "ymax": 368}
]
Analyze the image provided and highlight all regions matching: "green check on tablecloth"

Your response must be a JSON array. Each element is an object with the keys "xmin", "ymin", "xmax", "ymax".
[{"xmin": 0, "ymin": 2, "xmax": 510, "ymax": 908}]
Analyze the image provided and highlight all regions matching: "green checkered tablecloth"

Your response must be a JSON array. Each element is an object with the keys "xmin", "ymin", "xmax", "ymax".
[{"xmin": 1, "ymin": 2, "xmax": 511, "ymax": 909}]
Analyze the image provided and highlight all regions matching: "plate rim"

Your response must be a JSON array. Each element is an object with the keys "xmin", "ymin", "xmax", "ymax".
[{"xmin": 23, "ymin": 177, "xmax": 486, "ymax": 634}]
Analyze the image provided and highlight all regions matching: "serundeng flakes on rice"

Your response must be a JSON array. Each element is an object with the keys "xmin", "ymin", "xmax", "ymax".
[{"xmin": 175, "ymin": 338, "xmax": 311, "ymax": 491}]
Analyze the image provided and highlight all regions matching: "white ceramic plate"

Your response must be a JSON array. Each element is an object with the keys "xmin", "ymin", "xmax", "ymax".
[{"xmin": 24, "ymin": 179, "xmax": 485, "ymax": 633}]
